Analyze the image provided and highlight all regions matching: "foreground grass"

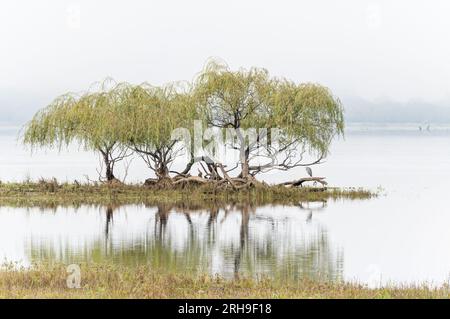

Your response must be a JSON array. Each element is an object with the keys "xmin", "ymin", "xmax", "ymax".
[
  {"xmin": 0, "ymin": 263, "xmax": 448, "ymax": 299},
  {"xmin": 0, "ymin": 179, "xmax": 375, "ymax": 207}
]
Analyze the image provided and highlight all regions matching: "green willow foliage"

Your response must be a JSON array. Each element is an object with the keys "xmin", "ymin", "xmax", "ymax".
[
  {"xmin": 24, "ymin": 80, "xmax": 123, "ymax": 152},
  {"xmin": 23, "ymin": 80, "xmax": 196, "ymax": 180},
  {"xmin": 115, "ymin": 82, "xmax": 196, "ymax": 178},
  {"xmin": 23, "ymin": 59, "xmax": 344, "ymax": 181},
  {"xmin": 271, "ymin": 81, "xmax": 345, "ymax": 156},
  {"xmin": 193, "ymin": 59, "xmax": 344, "ymax": 176},
  {"xmin": 23, "ymin": 93, "xmax": 80, "ymax": 149}
]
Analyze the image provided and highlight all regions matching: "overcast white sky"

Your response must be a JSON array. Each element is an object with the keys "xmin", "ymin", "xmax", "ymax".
[{"xmin": 1, "ymin": 0, "xmax": 450, "ymax": 114}]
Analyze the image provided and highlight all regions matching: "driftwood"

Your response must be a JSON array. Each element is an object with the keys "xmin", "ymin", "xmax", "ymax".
[{"xmin": 279, "ymin": 177, "xmax": 327, "ymax": 187}]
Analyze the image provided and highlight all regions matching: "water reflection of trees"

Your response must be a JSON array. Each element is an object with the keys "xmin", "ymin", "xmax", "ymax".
[{"xmin": 26, "ymin": 202, "xmax": 343, "ymax": 283}]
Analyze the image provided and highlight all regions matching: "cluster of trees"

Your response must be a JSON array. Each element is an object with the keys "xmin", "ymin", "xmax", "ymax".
[{"xmin": 23, "ymin": 59, "xmax": 344, "ymax": 187}]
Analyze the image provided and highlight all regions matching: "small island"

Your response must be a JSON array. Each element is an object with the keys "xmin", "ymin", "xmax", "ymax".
[{"xmin": 0, "ymin": 59, "xmax": 373, "ymax": 206}]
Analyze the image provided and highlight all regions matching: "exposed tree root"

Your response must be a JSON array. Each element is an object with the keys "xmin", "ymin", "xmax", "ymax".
[{"xmin": 143, "ymin": 174, "xmax": 327, "ymax": 190}]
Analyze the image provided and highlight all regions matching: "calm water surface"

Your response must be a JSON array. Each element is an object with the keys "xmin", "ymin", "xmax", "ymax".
[{"xmin": 1, "ymin": 124, "xmax": 450, "ymax": 286}]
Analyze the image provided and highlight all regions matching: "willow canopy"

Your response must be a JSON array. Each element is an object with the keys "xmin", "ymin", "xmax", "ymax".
[
  {"xmin": 23, "ymin": 80, "xmax": 134, "ymax": 182},
  {"xmin": 115, "ymin": 82, "xmax": 196, "ymax": 180},
  {"xmin": 192, "ymin": 59, "xmax": 344, "ymax": 178}
]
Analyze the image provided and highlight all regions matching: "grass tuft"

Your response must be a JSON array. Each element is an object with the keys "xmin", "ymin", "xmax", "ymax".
[{"xmin": 0, "ymin": 263, "xmax": 448, "ymax": 299}]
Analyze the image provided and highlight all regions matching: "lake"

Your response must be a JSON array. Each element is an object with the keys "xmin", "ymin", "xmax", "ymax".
[{"xmin": 1, "ymin": 123, "xmax": 450, "ymax": 286}]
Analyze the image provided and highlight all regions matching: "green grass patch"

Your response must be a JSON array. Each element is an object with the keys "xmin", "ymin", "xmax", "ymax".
[{"xmin": 0, "ymin": 179, "xmax": 376, "ymax": 207}]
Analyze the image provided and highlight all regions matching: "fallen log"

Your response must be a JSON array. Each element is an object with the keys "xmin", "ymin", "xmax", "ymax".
[{"xmin": 279, "ymin": 177, "xmax": 327, "ymax": 187}]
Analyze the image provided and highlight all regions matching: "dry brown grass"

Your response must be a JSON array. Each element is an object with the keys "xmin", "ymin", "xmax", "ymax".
[{"xmin": 0, "ymin": 263, "xmax": 448, "ymax": 299}]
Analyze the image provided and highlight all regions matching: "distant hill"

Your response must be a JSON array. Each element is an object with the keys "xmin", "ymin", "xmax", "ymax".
[
  {"xmin": 2, "ymin": 91, "xmax": 450, "ymax": 125},
  {"xmin": 342, "ymin": 97, "xmax": 450, "ymax": 124}
]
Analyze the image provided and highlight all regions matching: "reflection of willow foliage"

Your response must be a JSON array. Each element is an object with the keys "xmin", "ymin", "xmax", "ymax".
[
  {"xmin": 193, "ymin": 59, "xmax": 344, "ymax": 178},
  {"xmin": 25, "ymin": 204, "xmax": 343, "ymax": 283}
]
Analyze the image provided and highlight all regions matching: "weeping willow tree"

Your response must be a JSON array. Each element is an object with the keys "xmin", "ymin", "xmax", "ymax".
[
  {"xmin": 115, "ymin": 82, "xmax": 196, "ymax": 181},
  {"xmin": 22, "ymin": 59, "xmax": 344, "ymax": 188},
  {"xmin": 193, "ymin": 59, "xmax": 344, "ymax": 180},
  {"xmin": 23, "ymin": 80, "xmax": 196, "ymax": 184},
  {"xmin": 23, "ymin": 80, "xmax": 133, "ymax": 182}
]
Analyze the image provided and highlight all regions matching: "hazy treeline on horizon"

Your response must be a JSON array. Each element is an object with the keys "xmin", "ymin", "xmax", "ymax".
[{"xmin": 1, "ymin": 92, "xmax": 450, "ymax": 126}]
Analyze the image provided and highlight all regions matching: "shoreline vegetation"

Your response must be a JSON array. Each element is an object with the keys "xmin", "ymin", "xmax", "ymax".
[
  {"xmin": 1, "ymin": 263, "xmax": 448, "ymax": 299},
  {"xmin": 0, "ymin": 179, "xmax": 375, "ymax": 207}
]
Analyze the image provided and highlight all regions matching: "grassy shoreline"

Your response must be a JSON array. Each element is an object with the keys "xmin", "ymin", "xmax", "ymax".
[
  {"xmin": 0, "ymin": 180, "xmax": 375, "ymax": 207},
  {"xmin": 0, "ymin": 263, "xmax": 448, "ymax": 299}
]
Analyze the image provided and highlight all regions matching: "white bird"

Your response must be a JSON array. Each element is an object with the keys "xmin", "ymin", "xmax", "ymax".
[{"xmin": 306, "ymin": 167, "xmax": 313, "ymax": 177}]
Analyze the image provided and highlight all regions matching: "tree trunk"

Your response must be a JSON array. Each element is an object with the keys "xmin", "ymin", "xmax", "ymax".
[
  {"xmin": 103, "ymin": 153, "xmax": 116, "ymax": 181},
  {"xmin": 156, "ymin": 163, "xmax": 170, "ymax": 180},
  {"xmin": 241, "ymin": 161, "xmax": 249, "ymax": 179},
  {"xmin": 144, "ymin": 159, "xmax": 171, "ymax": 186},
  {"xmin": 239, "ymin": 147, "xmax": 250, "ymax": 179}
]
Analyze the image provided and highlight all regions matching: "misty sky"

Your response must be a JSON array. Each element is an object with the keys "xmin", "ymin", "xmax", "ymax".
[{"xmin": 1, "ymin": 0, "xmax": 450, "ymax": 122}]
